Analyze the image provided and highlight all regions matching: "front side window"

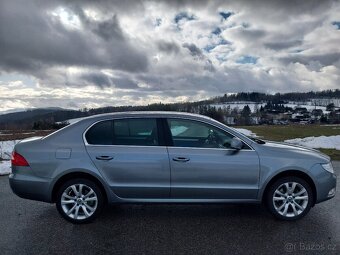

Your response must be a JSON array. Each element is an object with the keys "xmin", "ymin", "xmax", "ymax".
[{"xmin": 167, "ymin": 119, "xmax": 235, "ymax": 149}]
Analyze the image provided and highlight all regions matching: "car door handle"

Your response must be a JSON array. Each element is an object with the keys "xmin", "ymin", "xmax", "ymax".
[
  {"xmin": 96, "ymin": 155, "xmax": 113, "ymax": 161},
  {"xmin": 172, "ymin": 157, "xmax": 190, "ymax": 162}
]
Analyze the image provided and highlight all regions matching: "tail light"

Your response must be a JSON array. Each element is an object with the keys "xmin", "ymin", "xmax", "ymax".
[{"xmin": 11, "ymin": 151, "xmax": 29, "ymax": 167}]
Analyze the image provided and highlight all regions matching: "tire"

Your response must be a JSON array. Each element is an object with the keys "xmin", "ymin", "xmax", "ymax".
[
  {"xmin": 266, "ymin": 176, "xmax": 313, "ymax": 221},
  {"xmin": 56, "ymin": 178, "xmax": 104, "ymax": 224}
]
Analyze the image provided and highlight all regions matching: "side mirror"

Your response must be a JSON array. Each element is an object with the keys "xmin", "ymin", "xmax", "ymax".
[{"xmin": 230, "ymin": 137, "xmax": 243, "ymax": 150}]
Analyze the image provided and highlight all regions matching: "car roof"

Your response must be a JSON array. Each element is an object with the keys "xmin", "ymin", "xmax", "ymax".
[{"xmin": 77, "ymin": 111, "xmax": 214, "ymax": 122}]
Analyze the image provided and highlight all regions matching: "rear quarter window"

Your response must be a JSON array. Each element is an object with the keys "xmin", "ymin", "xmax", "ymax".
[{"xmin": 85, "ymin": 120, "xmax": 113, "ymax": 145}]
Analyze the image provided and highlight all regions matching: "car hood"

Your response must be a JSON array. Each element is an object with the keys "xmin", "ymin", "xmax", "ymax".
[{"xmin": 260, "ymin": 140, "xmax": 330, "ymax": 162}]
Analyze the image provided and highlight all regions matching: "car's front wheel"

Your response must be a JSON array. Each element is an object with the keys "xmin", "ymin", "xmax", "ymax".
[
  {"xmin": 56, "ymin": 178, "xmax": 104, "ymax": 224},
  {"xmin": 266, "ymin": 176, "xmax": 313, "ymax": 220}
]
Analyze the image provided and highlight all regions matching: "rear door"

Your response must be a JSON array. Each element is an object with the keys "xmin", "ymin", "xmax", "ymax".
[
  {"xmin": 85, "ymin": 118, "xmax": 170, "ymax": 199},
  {"xmin": 166, "ymin": 118, "xmax": 260, "ymax": 199}
]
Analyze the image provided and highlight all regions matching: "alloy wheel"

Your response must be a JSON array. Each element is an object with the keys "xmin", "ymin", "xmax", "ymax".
[
  {"xmin": 61, "ymin": 184, "xmax": 98, "ymax": 220},
  {"xmin": 272, "ymin": 182, "xmax": 309, "ymax": 218}
]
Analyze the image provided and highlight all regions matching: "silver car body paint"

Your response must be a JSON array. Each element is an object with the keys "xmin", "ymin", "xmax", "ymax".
[{"xmin": 9, "ymin": 112, "xmax": 336, "ymax": 206}]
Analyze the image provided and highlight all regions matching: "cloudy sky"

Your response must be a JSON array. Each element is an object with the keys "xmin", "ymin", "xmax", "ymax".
[{"xmin": 0, "ymin": 0, "xmax": 339, "ymax": 112}]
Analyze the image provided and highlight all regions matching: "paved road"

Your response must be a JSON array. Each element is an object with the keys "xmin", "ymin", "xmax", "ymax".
[{"xmin": 0, "ymin": 163, "xmax": 339, "ymax": 255}]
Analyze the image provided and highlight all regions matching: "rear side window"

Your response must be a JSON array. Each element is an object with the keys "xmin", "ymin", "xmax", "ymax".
[
  {"xmin": 85, "ymin": 118, "xmax": 159, "ymax": 146},
  {"xmin": 85, "ymin": 120, "xmax": 113, "ymax": 145},
  {"xmin": 113, "ymin": 119, "xmax": 159, "ymax": 146}
]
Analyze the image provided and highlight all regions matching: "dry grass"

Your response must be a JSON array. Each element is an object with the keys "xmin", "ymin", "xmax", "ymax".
[{"xmin": 0, "ymin": 130, "xmax": 55, "ymax": 141}]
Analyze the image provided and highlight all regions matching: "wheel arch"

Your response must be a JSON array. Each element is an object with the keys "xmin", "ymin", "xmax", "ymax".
[
  {"xmin": 51, "ymin": 171, "xmax": 108, "ymax": 203},
  {"xmin": 261, "ymin": 170, "xmax": 317, "ymax": 206}
]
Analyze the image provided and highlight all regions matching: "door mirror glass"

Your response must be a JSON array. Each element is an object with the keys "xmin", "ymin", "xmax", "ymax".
[{"xmin": 230, "ymin": 137, "xmax": 243, "ymax": 150}]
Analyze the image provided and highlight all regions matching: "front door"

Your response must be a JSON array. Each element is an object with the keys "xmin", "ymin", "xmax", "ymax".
[
  {"xmin": 166, "ymin": 118, "xmax": 260, "ymax": 199},
  {"xmin": 85, "ymin": 118, "xmax": 170, "ymax": 199}
]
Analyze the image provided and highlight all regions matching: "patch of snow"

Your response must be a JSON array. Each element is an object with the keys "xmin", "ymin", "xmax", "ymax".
[
  {"xmin": 285, "ymin": 135, "xmax": 340, "ymax": 150},
  {"xmin": 235, "ymin": 128, "xmax": 257, "ymax": 137},
  {"xmin": 56, "ymin": 117, "xmax": 85, "ymax": 125},
  {"xmin": 0, "ymin": 140, "xmax": 20, "ymax": 160},
  {"xmin": 0, "ymin": 160, "xmax": 11, "ymax": 175},
  {"xmin": 0, "ymin": 139, "xmax": 23, "ymax": 175}
]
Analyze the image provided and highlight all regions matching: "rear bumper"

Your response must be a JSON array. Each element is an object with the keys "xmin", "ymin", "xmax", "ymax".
[{"xmin": 9, "ymin": 173, "xmax": 53, "ymax": 203}]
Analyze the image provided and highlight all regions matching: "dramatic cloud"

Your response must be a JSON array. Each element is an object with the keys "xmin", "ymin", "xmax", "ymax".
[{"xmin": 0, "ymin": 0, "xmax": 339, "ymax": 111}]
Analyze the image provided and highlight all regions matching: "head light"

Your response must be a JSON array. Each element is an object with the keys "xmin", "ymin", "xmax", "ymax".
[{"xmin": 321, "ymin": 163, "xmax": 334, "ymax": 174}]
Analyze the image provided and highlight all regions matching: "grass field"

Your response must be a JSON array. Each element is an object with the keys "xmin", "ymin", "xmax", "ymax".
[{"xmin": 239, "ymin": 125, "xmax": 340, "ymax": 160}]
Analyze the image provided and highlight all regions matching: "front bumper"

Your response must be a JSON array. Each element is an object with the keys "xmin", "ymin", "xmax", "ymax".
[
  {"xmin": 9, "ymin": 171, "xmax": 52, "ymax": 203},
  {"xmin": 309, "ymin": 163, "xmax": 337, "ymax": 204}
]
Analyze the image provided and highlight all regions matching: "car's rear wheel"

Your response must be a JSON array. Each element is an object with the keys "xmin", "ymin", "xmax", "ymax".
[
  {"xmin": 56, "ymin": 178, "xmax": 104, "ymax": 224},
  {"xmin": 266, "ymin": 176, "xmax": 313, "ymax": 220}
]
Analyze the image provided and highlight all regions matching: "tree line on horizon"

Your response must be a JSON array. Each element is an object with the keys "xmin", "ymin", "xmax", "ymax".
[
  {"xmin": 0, "ymin": 89, "xmax": 339, "ymax": 130},
  {"xmin": 218, "ymin": 89, "xmax": 340, "ymax": 103}
]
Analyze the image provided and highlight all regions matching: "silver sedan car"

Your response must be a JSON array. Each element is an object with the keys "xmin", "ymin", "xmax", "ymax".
[{"xmin": 9, "ymin": 112, "xmax": 336, "ymax": 223}]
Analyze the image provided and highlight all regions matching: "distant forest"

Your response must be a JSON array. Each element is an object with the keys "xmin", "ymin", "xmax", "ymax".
[
  {"xmin": 217, "ymin": 89, "xmax": 340, "ymax": 103},
  {"xmin": 0, "ymin": 89, "xmax": 339, "ymax": 130}
]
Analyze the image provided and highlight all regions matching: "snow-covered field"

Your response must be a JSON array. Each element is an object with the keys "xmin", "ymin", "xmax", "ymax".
[
  {"xmin": 285, "ymin": 136, "xmax": 340, "ymax": 150},
  {"xmin": 235, "ymin": 128, "xmax": 257, "ymax": 137},
  {"xmin": 0, "ymin": 140, "xmax": 19, "ymax": 175},
  {"xmin": 0, "ymin": 140, "xmax": 19, "ymax": 160}
]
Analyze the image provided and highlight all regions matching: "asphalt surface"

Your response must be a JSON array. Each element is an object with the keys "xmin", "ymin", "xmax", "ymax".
[{"xmin": 0, "ymin": 163, "xmax": 339, "ymax": 255}]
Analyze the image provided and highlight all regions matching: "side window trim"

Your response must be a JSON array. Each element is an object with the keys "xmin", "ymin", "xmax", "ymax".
[
  {"xmin": 164, "ymin": 117, "xmax": 253, "ymax": 151},
  {"xmin": 156, "ymin": 118, "xmax": 167, "ymax": 146},
  {"xmin": 160, "ymin": 118, "xmax": 174, "ymax": 146},
  {"xmin": 83, "ymin": 116, "xmax": 254, "ymax": 150}
]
